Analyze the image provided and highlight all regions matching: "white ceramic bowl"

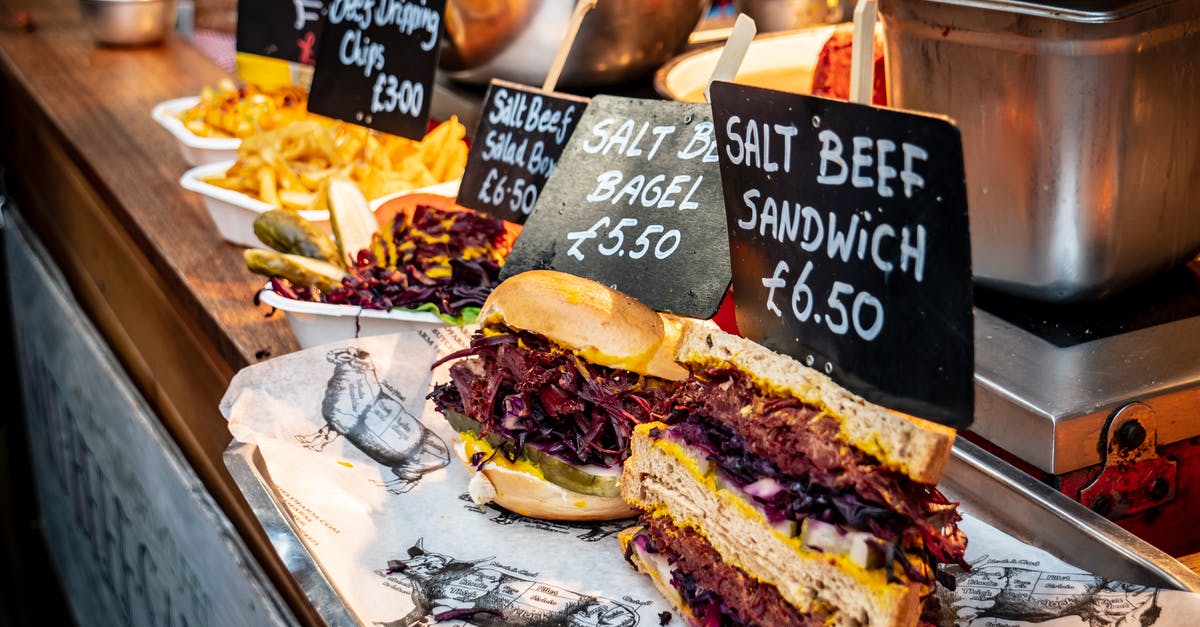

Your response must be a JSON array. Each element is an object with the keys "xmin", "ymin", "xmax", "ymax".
[
  {"xmin": 151, "ymin": 97, "xmax": 241, "ymax": 166},
  {"xmin": 179, "ymin": 160, "xmax": 462, "ymax": 248},
  {"xmin": 256, "ymin": 282, "xmax": 455, "ymax": 349},
  {"xmin": 655, "ymin": 24, "xmax": 839, "ymax": 102}
]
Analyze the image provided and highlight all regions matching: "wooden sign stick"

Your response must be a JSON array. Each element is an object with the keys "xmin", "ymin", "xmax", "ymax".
[
  {"xmin": 848, "ymin": 0, "xmax": 878, "ymax": 105},
  {"xmin": 543, "ymin": 0, "xmax": 600, "ymax": 92},
  {"xmin": 704, "ymin": 13, "xmax": 757, "ymax": 103}
]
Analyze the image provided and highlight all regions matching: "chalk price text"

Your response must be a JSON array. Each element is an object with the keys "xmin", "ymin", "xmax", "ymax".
[
  {"xmin": 565, "ymin": 216, "xmax": 682, "ymax": 262},
  {"xmin": 763, "ymin": 259, "xmax": 884, "ymax": 341},
  {"xmin": 478, "ymin": 168, "xmax": 539, "ymax": 216},
  {"xmin": 371, "ymin": 72, "xmax": 424, "ymax": 115}
]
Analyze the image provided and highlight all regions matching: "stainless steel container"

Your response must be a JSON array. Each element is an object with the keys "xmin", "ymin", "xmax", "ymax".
[
  {"xmin": 80, "ymin": 0, "xmax": 176, "ymax": 47},
  {"xmin": 440, "ymin": 0, "xmax": 711, "ymax": 88},
  {"xmin": 879, "ymin": 0, "xmax": 1200, "ymax": 302}
]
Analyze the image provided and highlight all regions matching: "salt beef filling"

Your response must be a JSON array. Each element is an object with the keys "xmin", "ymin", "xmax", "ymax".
[
  {"xmin": 427, "ymin": 327, "xmax": 677, "ymax": 469},
  {"xmin": 634, "ymin": 366, "xmax": 969, "ymax": 623},
  {"xmin": 625, "ymin": 514, "xmax": 818, "ymax": 626}
]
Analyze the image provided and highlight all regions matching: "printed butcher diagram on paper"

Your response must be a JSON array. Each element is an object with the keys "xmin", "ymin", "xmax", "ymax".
[
  {"xmin": 297, "ymin": 348, "xmax": 450, "ymax": 493},
  {"xmin": 376, "ymin": 539, "xmax": 640, "ymax": 627},
  {"xmin": 938, "ymin": 555, "xmax": 1162, "ymax": 627}
]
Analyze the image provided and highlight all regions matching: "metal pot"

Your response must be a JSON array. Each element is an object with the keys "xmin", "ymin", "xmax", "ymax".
[
  {"xmin": 440, "ymin": 0, "xmax": 712, "ymax": 88},
  {"xmin": 881, "ymin": 0, "xmax": 1200, "ymax": 302},
  {"xmin": 80, "ymin": 0, "xmax": 176, "ymax": 47}
]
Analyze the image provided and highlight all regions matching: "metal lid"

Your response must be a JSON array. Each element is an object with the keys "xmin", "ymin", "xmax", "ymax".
[{"xmin": 922, "ymin": 0, "xmax": 1189, "ymax": 23}]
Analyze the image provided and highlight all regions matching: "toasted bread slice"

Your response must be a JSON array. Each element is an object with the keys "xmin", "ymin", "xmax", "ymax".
[{"xmin": 673, "ymin": 321, "xmax": 955, "ymax": 485}]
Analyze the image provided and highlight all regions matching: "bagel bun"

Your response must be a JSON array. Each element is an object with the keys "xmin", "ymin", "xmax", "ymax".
[
  {"xmin": 454, "ymin": 440, "xmax": 635, "ymax": 522},
  {"xmin": 479, "ymin": 270, "xmax": 688, "ymax": 381}
]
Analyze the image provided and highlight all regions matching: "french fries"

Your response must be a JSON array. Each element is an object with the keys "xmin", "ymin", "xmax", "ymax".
[
  {"xmin": 179, "ymin": 79, "xmax": 311, "ymax": 139},
  {"xmin": 201, "ymin": 116, "xmax": 469, "ymax": 211}
]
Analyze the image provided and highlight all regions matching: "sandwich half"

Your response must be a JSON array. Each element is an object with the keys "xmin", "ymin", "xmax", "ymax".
[
  {"xmin": 620, "ymin": 321, "xmax": 967, "ymax": 626},
  {"xmin": 428, "ymin": 269, "xmax": 689, "ymax": 521}
]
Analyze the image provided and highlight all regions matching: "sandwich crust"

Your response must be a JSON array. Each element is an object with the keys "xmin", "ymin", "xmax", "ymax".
[
  {"xmin": 453, "ymin": 440, "xmax": 635, "ymax": 521},
  {"xmin": 621, "ymin": 427, "xmax": 923, "ymax": 627},
  {"xmin": 479, "ymin": 270, "xmax": 688, "ymax": 381},
  {"xmin": 673, "ymin": 321, "xmax": 955, "ymax": 485}
]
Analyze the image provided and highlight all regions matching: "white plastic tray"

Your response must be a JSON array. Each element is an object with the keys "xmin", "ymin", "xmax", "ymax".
[
  {"xmin": 181, "ymin": 162, "xmax": 463, "ymax": 248},
  {"xmin": 151, "ymin": 97, "xmax": 241, "ymax": 167},
  {"xmin": 256, "ymin": 282, "xmax": 452, "ymax": 349},
  {"xmin": 179, "ymin": 160, "xmax": 331, "ymax": 248}
]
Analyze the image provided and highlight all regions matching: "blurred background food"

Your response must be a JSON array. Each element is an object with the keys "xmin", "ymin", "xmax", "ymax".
[
  {"xmin": 178, "ymin": 79, "xmax": 310, "ymax": 138},
  {"xmin": 655, "ymin": 22, "xmax": 883, "ymax": 104}
]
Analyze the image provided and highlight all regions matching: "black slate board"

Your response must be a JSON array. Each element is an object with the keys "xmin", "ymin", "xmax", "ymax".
[
  {"xmin": 709, "ymin": 81, "xmax": 974, "ymax": 428},
  {"xmin": 456, "ymin": 80, "xmax": 589, "ymax": 225},
  {"xmin": 500, "ymin": 95, "xmax": 731, "ymax": 319},
  {"xmin": 236, "ymin": 0, "xmax": 324, "ymax": 65},
  {"xmin": 306, "ymin": 0, "xmax": 446, "ymax": 139}
]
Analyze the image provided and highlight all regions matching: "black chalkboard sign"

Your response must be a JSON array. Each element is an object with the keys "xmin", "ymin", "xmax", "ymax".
[
  {"xmin": 236, "ymin": 0, "xmax": 324, "ymax": 65},
  {"xmin": 456, "ymin": 80, "xmax": 589, "ymax": 225},
  {"xmin": 708, "ymin": 81, "xmax": 974, "ymax": 428},
  {"xmin": 306, "ymin": 0, "xmax": 446, "ymax": 139},
  {"xmin": 501, "ymin": 95, "xmax": 731, "ymax": 319}
]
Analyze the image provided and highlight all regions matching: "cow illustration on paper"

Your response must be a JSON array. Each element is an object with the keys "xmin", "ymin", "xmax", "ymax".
[
  {"xmin": 297, "ymin": 348, "xmax": 449, "ymax": 493},
  {"xmin": 377, "ymin": 539, "xmax": 639, "ymax": 627},
  {"xmin": 938, "ymin": 555, "xmax": 1163, "ymax": 627}
]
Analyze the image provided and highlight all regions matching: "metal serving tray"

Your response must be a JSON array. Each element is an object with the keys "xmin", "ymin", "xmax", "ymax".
[
  {"xmin": 879, "ymin": 0, "xmax": 1200, "ymax": 303},
  {"xmin": 225, "ymin": 437, "xmax": 1200, "ymax": 625}
]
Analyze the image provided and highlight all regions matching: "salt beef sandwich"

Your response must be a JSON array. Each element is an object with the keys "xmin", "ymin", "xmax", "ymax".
[
  {"xmin": 427, "ymin": 269, "xmax": 689, "ymax": 521},
  {"xmin": 619, "ymin": 322, "xmax": 969, "ymax": 626}
]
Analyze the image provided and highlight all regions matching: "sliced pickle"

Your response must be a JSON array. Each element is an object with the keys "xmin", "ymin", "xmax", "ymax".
[
  {"xmin": 441, "ymin": 409, "xmax": 622, "ymax": 497},
  {"xmin": 522, "ymin": 446, "xmax": 622, "ymax": 498},
  {"xmin": 442, "ymin": 408, "xmax": 486, "ymax": 436}
]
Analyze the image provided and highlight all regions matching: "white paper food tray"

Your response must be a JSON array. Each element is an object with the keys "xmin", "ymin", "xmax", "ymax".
[
  {"xmin": 179, "ymin": 160, "xmax": 330, "ymax": 248},
  {"xmin": 256, "ymin": 282, "xmax": 452, "ymax": 349},
  {"xmin": 179, "ymin": 160, "xmax": 461, "ymax": 248},
  {"xmin": 151, "ymin": 96, "xmax": 241, "ymax": 167}
]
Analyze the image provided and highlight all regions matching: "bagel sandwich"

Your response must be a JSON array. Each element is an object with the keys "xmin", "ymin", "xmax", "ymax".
[
  {"xmin": 619, "ymin": 321, "xmax": 967, "ymax": 626},
  {"xmin": 427, "ymin": 269, "xmax": 689, "ymax": 521}
]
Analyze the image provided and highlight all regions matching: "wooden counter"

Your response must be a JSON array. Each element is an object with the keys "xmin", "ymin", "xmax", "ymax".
[
  {"xmin": 0, "ymin": 1, "xmax": 316, "ymax": 623},
  {"xmin": 0, "ymin": 3, "xmax": 1196, "ymax": 624}
]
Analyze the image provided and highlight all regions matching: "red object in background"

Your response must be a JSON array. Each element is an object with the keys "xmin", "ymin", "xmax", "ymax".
[
  {"xmin": 811, "ymin": 28, "xmax": 888, "ymax": 106},
  {"xmin": 962, "ymin": 431, "xmax": 1200, "ymax": 558},
  {"xmin": 711, "ymin": 288, "xmax": 740, "ymax": 336}
]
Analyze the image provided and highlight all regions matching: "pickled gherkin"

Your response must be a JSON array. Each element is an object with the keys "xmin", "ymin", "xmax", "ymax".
[
  {"xmin": 253, "ymin": 209, "xmax": 343, "ymax": 267},
  {"xmin": 243, "ymin": 249, "xmax": 347, "ymax": 293},
  {"xmin": 442, "ymin": 409, "xmax": 622, "ymax": 497}
]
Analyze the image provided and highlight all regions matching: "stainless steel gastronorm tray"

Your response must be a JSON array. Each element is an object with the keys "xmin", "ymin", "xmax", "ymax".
[{"xmin": 225, "ymin": 437, "xmax": 1200, "ymax": 626}]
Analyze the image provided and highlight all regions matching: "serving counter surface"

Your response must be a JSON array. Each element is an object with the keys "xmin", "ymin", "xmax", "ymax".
[{"xmin": 0, "ymin": 1, "xmax": 1197, "ymax": 624}]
